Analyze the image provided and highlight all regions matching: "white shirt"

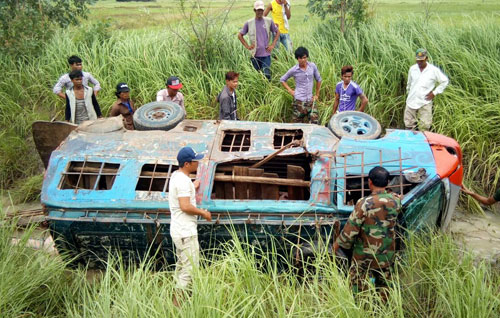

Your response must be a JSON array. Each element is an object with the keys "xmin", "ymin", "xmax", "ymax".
[
  {"xmin": 168, "ymin": 170, "xmax": 197, "ymax": 239},
  {"xmin": 53, "ymin": 71, "xmax": 101, "ymax": 94},
  {"xmin": 406, "ymin": 63, "xmax": 449, "ymax": 109},
  {"xmin": 156, "ymin": 89, "xmax": 186, "ymax": 115}
]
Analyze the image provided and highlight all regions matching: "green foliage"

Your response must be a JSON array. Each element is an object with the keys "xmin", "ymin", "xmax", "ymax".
[
  {"xmin": 307, "ymin": 0, "xmax": 370, "ymax": 32},
  {"xmin": 1, "ymin": 209, "xmax": 498, "ymax": 317},
  {"xmin": 0, "ymin": 0, "xmax": 94, "ymax": 57}
]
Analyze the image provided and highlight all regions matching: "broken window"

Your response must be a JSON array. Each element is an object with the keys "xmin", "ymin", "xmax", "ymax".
[
  {"xmin": 211, "ymin": 154, "xmax": 311, "ymax": 200},
  {"xmin": 273, "ymin": 129, "xmax": 303, "ymax": 149},
  {"xmin": 60, "ymin": 161, "xmax": 120, "ymax": 190},
  {"xmin": 135, "ymin": 164, "xmax": 178, "ymax": 193},
  {"xmin": 221, "ymin": 130, "xmax": 251, "ymax": 152}
]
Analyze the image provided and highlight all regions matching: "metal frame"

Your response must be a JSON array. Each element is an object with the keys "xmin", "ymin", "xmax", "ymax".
[
  {"xmin": 221, "ymin": 130, "xmax": 251, "ymax": 152},
  {"xmin": 60, "ymin": 159, "xmax": 120, "ymax": 193}
]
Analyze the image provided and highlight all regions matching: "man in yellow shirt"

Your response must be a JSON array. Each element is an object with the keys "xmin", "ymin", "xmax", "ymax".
[{"xmin": 264, "ymin": 0, "xmax": 292, "ymax": 52}]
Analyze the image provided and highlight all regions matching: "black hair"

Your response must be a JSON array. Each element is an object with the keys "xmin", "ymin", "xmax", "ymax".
[
  {"xmin": 68, "ymin": 55, "xmax": 82, "ymax": 65},
  {"xmin": 294, "ymin": 47, "xmax": 309, "ymax": 59},
  {"xmin": 69, "ymin": 70, "xmax": 83, "ymax": 80},
  {"xmin": 341, "ymin": 65, "xmax": 354, "ymax": 76},
  {"xmin": 225, "ymin": 71, "xmax": 239, "ymax": 81},
  {"xmin": 369, "ymin": 166, "xmax": 390, "ymax": 187}
]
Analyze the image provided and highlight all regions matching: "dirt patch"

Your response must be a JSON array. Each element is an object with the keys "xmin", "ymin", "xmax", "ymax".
[{"xmin": 450, "ymin": 208, "xmax": 500, "ymax": 268}]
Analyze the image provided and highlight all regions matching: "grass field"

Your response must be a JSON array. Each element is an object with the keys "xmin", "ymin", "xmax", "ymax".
[
  {"xmin": 1, "ymin": 213, "xmax": 499, "ymax": 318},
  {"xmin": 88, "ymin": 0, "xmax": 500, "ymax": 29}
]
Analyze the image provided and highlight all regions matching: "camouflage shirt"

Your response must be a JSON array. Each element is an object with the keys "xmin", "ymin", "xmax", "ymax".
[{"xmin": 336, "ymin": 190, "xmax": 401, "ymax": 269}]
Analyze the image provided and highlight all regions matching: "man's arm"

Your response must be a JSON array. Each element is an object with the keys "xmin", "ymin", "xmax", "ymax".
[
  {"xmin": 332, "ymin": 93, "xmax": 340, "ymax": 113},
  {"xmin": 314, "ymin": 80, "xmax": 321, "ymax": 101},
  {"xmin": 335, "ymin": 200, "xmax": 365, "ymax": 250},
  {"xmin": 462, "ymin": 185, "xmax": 497, "ymax": 206},
  {"xmin": 87, "ymin": 73, "xmax": 101, "ymax": 95},
  {"xmin": 109, "ymin": 103, "xmax": 119, "ymax": 117},
  {"xmin": 432, "ymin": 68, "xmax": 449, "ymax": 96},
  {"xmin": 219, "ymin": 96, "xmax": 233, "ymax": 120},
  {"xmin": 358, "ymin": 94, "xmax": 368, "ymax": 112},
  {"xmin": 280, "ymin": 68, "xmax": 295, "ymax": 96},
  {"xmin": 92, "ymin": 93, "xmax": 102, "ymax": 118},
  {"xmin": 263, "ymin": 3, "xmax": 272, "ymax": 16},
  {"xmin": 406, "ymin": 68, "xmax": 412, "ymax": 93},
  {"xmin": 53, "ymin": 74, "xmax": 68, "ymax": 99},
  {"xmin": 284, "ymin": 0, "xmax": 291, "ymax": 19},
  {"xmin": 266, "ymin": 25, "xmax": 280, "ymax": 53},
  {"xmin": 238, "ymin": 32, "xmax": 254, "ymax": 50},
  {"xmin": 178, "ymin": 197, "xmax": 212, "ymax": 221}
]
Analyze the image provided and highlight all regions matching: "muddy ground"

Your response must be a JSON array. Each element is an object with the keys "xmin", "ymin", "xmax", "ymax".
[{"xmin": 3, "ymin": 197, "xmax": 500, "ymax": 268}]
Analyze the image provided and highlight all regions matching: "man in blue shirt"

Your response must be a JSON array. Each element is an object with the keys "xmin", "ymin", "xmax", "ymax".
[{"xmin": 333, "ymin": 65, "xmax": 369, "ymax": 113}]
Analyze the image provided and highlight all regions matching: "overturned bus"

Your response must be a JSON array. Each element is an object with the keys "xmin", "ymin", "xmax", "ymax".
[{"xmin": 34, "ymin": 108, "xmax": 463, "ymax": 265}]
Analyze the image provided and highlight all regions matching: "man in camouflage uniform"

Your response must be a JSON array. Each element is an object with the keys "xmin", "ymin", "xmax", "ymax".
[{"xmin": 333, "ymin": 166, "xmax": 401, "ymax": 299}]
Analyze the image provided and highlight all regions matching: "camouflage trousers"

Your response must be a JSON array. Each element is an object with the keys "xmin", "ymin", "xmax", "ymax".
[
  {"xmin": 349, "ymin": 265, "xmax": 392, "ymax": 301},
  {"xmin": 292, "ymin": 100, "xmax": 318, "ymax": 124}
]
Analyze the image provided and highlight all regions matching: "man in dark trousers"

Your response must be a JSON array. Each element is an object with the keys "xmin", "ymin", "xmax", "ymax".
[{"xmin": 334, "ymin": 166, "xmax": 401, "ymax": 300}]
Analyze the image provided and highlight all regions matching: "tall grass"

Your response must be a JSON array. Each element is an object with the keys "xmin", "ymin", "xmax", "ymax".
[
  {"xmin": 1, "ymin": 209, "xmax": 498, "ymax": 317},
  {"xmin": 0, "ymin": 17, "xmax": 499, "ymax": 210}
]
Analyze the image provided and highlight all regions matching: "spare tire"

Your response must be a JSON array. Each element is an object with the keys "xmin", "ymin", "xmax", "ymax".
[
  {"xmin": 328, "ymin": 111, "xmax": 381, "ymax": 140},
  {"xmin": 133, "ymin": 101, "xmax": 185, "ymax": 131}
]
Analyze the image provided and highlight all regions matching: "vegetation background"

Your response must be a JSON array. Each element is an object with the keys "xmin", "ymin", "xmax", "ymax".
[{"xmin": 0, "ymin": 1, "xmax": 499, "ymax": 317}]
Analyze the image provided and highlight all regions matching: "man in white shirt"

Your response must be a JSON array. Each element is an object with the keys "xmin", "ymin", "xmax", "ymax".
[
  {"xmin": 53, "ymin": 55, "xmax": 101, "ymax": 99},
  {"xmin": 404, "ymin": 48, "xmax": 449, "ymax": 131},
  {"xmin": 169, "ymin": 147, "xmax": 211, "ymax": 300}
]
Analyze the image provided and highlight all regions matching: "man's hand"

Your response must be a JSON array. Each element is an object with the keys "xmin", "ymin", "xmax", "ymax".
[
  {"xmin": 57, "ymin": 92, "xmax": 66, "ymax": 99},
  {"xmin": 333, "ymin": 241, "xmax": 340, "ymax": 253},
  {"xmin": 288, "ymin": 89, "xmax": 295, "ymax": 96},
  {"xmin": 247, "ymin": 43, "xmax": 255, "ymax": 50},
  {"xmin": 193, "ymin": 179, "xmax": 201, "ymax": 189},
  {"xmin": 461, "ymin": 184, "xmax": 473, "ymax": 195},
  {"xmin": 425, "ymin": 91, "xmax": 435, "ymax": 101},
  {"xmin": 313, "ymin": 95, "xmax": 319, "ymax": 102},
  {"xmin": 201, "ymin": 209, "xmax": 212, "ymax": 222},
  {"xmin": 266, "ymin": 44, "xmax": 275, "ymax": 53}
]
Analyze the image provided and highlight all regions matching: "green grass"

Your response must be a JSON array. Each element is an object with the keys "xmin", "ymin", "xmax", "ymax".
[
  {"xmin": 1, "ymin": 211, "xmax": 499, "ymax": 317},
  {"xmin": 0, "ymin": 1, "xmax": 499, "ymax": 210}
]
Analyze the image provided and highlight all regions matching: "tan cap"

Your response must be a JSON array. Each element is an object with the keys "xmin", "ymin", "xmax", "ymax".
[{"xmin": 254, "ymin": 0, "xmax": 265, "ymax": 10}]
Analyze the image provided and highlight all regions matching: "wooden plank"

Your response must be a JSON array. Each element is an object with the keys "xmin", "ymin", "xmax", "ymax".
[
  {"xmin": 224, "ymin": 181, "xmax": 234, "ymax": 199},
  {"xmin": 287, "ymin": 165, "xmax": 305, "ymax": 200},
  {"xmin": 234, "ymin": 166, "xmax": 249, "ymax": 199},
  {"xmin": 262, "ymin": 173, "xmax": 279, "ymax": 200},
  {"xmin": 248, "ymin": 168, "xmax": 263, "ymax": 199},
  {"xmin": 214, "ymin": 175, "xmax": 310, "ymax": 187},
  {"xmin": 215, "ymin": 182, "xmax": 225, "ymax": 199}
]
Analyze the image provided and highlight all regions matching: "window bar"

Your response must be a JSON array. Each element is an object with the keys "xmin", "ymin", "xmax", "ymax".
[
  {"xmin": 379, "ymin": 150, "xmax": 383, "ymax": 166},
  {"xmin": 92, "ymin": 162, "xmax": 105, "ymax": 190},
  {"xmin": 148, "ymin": 161, "xmax": 158, "ymax": 195},
  {"xmin": 399, "ymin": 147, "xmax": 403, "ymax": 195},
  {"xmin": 343, "ymin": 156, "xmax": 347, "ymax": 205},
  {"xmin": 230, "ymin": 133, "xmax": 236, "ymax": 152},
  {"xmin": 162, "ymin": 164, "xmax": 173, "ymax": 193},
  {"xmin": 74, "ymin": 156, "xmax": 88, "ymax": 194},
  {"xmin": 240, "ymin": 132, "xmax": 245, "ymax": 151},
  {"xmin": 361, "ymin": 152, "xmax": 365, "ymax": 198},
  {"xmin": 281, "ymin": 133, "xmax": 285, "ymax": 148}
]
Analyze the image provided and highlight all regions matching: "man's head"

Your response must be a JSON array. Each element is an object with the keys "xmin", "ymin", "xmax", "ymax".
[
  {"xmin": 368, "ymin": 166, "xmax": 390, "ymax": 189},
  {"xmin": 69, "ymin": 70, "xmax": 83, "ymax": 87},
  {"xmin": 177, "ymin": 147, "xmax": 204, "ymax": 173},
  {"xmin": 115, "ymin": 82, "xmax": 130, "ymax": 99},
  {"xmin": 341, "ymin": 65, "xmax": 354, "ymax": 85},
  {"xmin": 253, "ymin": 0, "xmax": 265, "ymax": 18},
  {"xmin": 225, "ymin": 71, "xmax": 239, "ymax": 91},
  {"xmin": 68, "ymin": 55, "xmax": 83, "ymax": 71},
  {"xmin": 415, "ymin": 48, "xmax": 428, "ymax": 68},
  {"xmin": 166, "ymin": 76, "xmax": 182, "ymax": 97},
  {"xmin": 295, "ymin": 47, "xmax": 309, "ymax": 67}
]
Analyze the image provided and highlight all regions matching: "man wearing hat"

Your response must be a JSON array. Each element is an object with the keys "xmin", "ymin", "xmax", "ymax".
[
  {"xmin": 238, "ymin": 0, "xmax": 280, "ymax": 80},
  {"xmin": 405, "ymin": 48, "xmax": 449, "ymax": 131},
  {"xmin": 156, "ymin": 76, "xmax": 185, "ymax": 115},
  {"xmin": 169, "ymin": 147, "xmax": 211, "ymax": 296},
  {"xmin": 110, "ymin": 82, "xmax": 136, "ymax": 130}
]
